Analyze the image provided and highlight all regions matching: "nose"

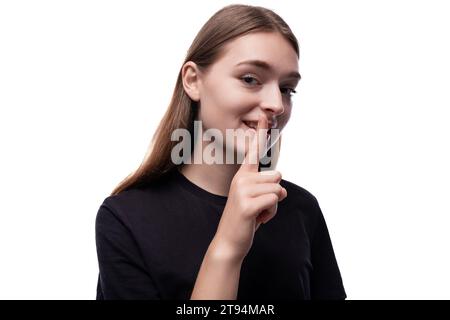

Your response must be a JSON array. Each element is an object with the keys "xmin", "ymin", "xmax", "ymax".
[{"xmin": 260, "ymin": 83, "xmax": 285, "ymax": 117}]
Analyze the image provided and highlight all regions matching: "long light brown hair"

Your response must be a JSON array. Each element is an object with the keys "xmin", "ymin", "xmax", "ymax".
[{"xmin": 111, "ymin": 4, "xmax": 299, "ymax": 196}]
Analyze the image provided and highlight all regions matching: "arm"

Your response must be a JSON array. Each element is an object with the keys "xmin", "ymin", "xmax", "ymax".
[
  {"xmin": 310, "ymin": 197, "xmax": 346, "ymax": 300},
  {"xmin": 190, "ymin": 237, "xmax": 244, "ymax": 300},
  {"xmin": 96, "ymin": 203, "xmax": 160, "ymax": 299},
  {"xmin": 191, "ymin": 116, "xmax": 286, "ymax": 300}
]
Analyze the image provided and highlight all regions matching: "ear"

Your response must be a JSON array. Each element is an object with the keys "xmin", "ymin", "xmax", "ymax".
[{"xmin": 181, "ymin": 61, "xmax": 201, "ymax": 102}]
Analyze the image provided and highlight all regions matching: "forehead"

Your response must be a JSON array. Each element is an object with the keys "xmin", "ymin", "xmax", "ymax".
[{"xmin": 214, "ymin": 32, "xmax": 299, "ymax": 74}]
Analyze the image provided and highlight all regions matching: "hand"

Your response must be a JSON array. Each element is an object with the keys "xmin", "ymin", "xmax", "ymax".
[{"xmin": 213, "ymin": 115, "xmax": 288, "ymax": 261}]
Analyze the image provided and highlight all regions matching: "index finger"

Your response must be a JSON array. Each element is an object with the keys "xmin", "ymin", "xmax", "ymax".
[{"xmin": 240, "ymin": 115, "xmax": 268, "ymax": 172}]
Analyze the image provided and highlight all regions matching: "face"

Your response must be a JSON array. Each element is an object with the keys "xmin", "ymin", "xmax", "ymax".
[{"xmin": 184, "ymin": 31, "xmax": 300, "ymax": 158}]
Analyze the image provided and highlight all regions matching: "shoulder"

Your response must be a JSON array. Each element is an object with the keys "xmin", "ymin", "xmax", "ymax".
[
  {"xmin": 279, "ymin": 177, "xmax": 320, "ymax": 209},
  {"xmin": 96, "ymin": 182, "xmax": 170, "ymax": 229},
  {"xmin": 96, "ymin": 171, "xmax": 184, "ymax": 227},
  {"xmin": 95, "ymin": 188, "xmax": 147, "ymax": 230},
  {"xmin": 101, "ymin": 188, "xmax": 152, "ymax": 214},
  {"xmin": 278, "ymin": 177, "xmax": 325, "ymax": 232}
]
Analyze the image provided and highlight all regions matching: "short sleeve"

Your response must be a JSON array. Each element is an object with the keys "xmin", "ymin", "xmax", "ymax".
[
  {"xmin": 310, "ymin": 197, "xmax": 346, "ymax": 300},
  {"xmin": 95, "ymin": 203, "xmax": 161, "ymax": 299}
]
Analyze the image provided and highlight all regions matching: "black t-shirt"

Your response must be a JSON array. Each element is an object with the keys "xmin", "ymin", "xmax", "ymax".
[{"xmin": 95, "ymin": 169, "xmax": 346, "ymax": 300}]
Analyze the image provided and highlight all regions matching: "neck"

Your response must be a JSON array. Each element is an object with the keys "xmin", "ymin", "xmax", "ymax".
[
  {"xmin": 180, "ymin": 163, "xmax": 239, "ymax": 197},
  {"xmin": 179, "ymin": 138, "xmax": 240, "ymax": 197}
]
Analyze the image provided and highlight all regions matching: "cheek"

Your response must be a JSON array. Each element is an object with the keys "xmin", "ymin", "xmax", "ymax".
[
  {"xmin": 200, "ymin": 81, "xmax": 255, "ymax": 128},
  {"xmin": 212, "ymin": 81, "xmax": 252, "ymax": 113}
]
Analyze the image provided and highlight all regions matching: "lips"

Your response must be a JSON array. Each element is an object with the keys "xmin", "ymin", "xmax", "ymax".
[
  {"xmin": 242, "ymin": 119, "xmax": 275, "ymax": 129},
  {"xmin": 242, "ymin": 120, "xmax": 258, "ymax": 130},
  {"xmin": 242, "ymin": 120, "xmax": 272, "ymax": 139}
]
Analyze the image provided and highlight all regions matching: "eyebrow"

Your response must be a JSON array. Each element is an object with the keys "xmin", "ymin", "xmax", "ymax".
[{"xmin": 235, "ymin": 59, "xmax": 301, "ymax": 81}]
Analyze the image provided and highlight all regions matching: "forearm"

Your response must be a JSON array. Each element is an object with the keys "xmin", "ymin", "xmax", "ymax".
[{"xmin": 190, "ymin": 237, "xmax": 244, "ymax": 300}]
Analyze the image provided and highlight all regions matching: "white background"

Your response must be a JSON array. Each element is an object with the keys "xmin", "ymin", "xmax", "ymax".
[{"xmin": 1, "ymin": 0, "xmax": 449, "ymax": 299}]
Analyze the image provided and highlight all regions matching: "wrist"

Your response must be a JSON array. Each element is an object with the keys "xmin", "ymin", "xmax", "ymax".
[{"xmin": 208, "ymin": 236, "xmax": 245, "ymax": 265}]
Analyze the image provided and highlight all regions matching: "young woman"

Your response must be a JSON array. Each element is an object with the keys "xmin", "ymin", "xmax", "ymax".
[{"xmin": 95, "ymin": 4, "xmax": 346, "ymax": 300}]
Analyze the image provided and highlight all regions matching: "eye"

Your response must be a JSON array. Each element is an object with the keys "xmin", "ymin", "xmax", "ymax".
[
  {"xmin": 280, "ymin": 87, "xmax": 297, "ymax": 97},
  {"xmin": 240, "ymin": 74, "xmax": 260, "ymax": 86}
]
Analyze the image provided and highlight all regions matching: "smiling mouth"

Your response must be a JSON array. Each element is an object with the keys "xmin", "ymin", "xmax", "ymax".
[{"xmin": 242, "ymin": 120, "xmax": 272, "ymax": 139}]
